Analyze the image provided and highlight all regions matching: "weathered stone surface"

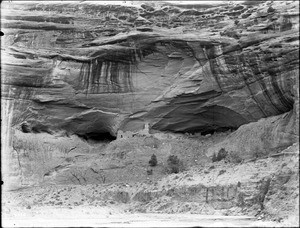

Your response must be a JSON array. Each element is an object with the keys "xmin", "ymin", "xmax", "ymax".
[
  {"xmin": 1, "ymin": 1, "xmax": 299, "ymax": 141},
  {"xmin": 207, "ymin": 111, "xmax": 299, "ymax": 160}
]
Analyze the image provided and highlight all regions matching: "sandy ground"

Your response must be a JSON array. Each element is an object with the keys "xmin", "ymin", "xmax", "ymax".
[
  {"xmin": 2, "ymin": 206, "xmax": 283, "ymax": 227},
  {"xmin": 2, "ymin": 131, "xmax": 299, "ymax": 227},
  {"xmin": 2, "ymin": 151, "xmax": 299, "ymax": 227}
]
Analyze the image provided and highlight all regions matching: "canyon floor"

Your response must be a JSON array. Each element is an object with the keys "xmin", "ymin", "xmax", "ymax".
[
  {"xmin": 2, "ymin": 130, "xmax": 299, "ymax": 227},
  {"xmin": 0, "ymin": 209, "xmax": 281, "ymax": 227}
]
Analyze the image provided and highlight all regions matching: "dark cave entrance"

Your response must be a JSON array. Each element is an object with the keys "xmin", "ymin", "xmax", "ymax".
[
  {"xmin": 77, "ymin": 131, "xmax": 116, "ymax": 143},
  {"xmin": 175, "ymin": 126, "xmax": 238, "ymax": 136},
  {"xmin": 152, "ymin": 104, "xmax": 248, "ymax": 136},
  {"xmin": 196, "ymin": 127, "xmax": 238, "ymax": 136}
]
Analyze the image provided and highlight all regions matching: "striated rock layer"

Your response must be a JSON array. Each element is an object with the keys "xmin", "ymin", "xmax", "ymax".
[{"xmin": 1, "ymin": 1, "xmax": 299, "ymax": 143}]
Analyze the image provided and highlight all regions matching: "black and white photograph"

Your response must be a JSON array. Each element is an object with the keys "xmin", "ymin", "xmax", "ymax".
[{"xmin": 1, "ymin": 0, "xmax": 299, "ymax": 227}]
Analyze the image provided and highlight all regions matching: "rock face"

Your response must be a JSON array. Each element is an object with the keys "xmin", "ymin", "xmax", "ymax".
[
  {"xmin": 207, "ymin": 111, "xmax": 299, "ymax": 160},
  {"xmin": 1, "ymin": 1, "xmax": 299, "ymax": 141}
]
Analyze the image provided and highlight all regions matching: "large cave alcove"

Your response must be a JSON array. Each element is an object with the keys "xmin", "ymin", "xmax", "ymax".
[
  {"xmin": 76, "ymin": 131, "xmax": 116, "ymax": 143},
  {"xmin": 184, "ymin": 126, "xmax": 238, "ymax": 135},
  {"xmin": 61, "ymin": 110, "xmax": 118, "ymax": 143},
  {"xmin": 151, "ymin": 105, "xmax": 249, "ymax": 134}
]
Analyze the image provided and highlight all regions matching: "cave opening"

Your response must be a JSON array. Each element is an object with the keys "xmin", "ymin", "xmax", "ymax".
[
  {"xmin": 76, "ymin": 131, "xmax": 116, "ymax": 143},
  {"xmin": 199, "ymin": 127, "xmax": 237, "ymax": 136},
  {"xmin": 175, "ymin": 126, "xmax": 238, "ymax": 136},
  {"xmin": 152, "ymin": 104, "xmax": 248, "ymax": 136}
]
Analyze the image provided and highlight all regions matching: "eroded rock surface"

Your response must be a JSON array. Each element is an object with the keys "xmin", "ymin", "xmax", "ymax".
[{"xmin": 1, "ymin": 1, "xmax": 299, "ymax": 139}]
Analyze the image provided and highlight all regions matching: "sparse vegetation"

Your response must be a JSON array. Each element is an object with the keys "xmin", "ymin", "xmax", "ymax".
[
  {"xmin": 149, "ymin": 154, "xmax": 158, "ymax": 167},
  {"xmin": 267, "ymin": 6, "xmax": 275, "ymax": 13},
  {"xmin": 218, "ymin": 170, "xmax": 226, "ymax": 176},
  {"xmin": 212, "ymin": 148, "xmax": 228, "ymax": 162},
  {"xmin": 147, "ymin": 169, "xmax": 153, "ymax": 175},
  {"xmin": 166, "ymin": 155, "xmax": 184, "ymax": 174}
]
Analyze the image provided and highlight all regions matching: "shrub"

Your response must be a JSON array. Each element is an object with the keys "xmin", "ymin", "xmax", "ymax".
[
  {"xmin": 218, "ymin": 170, "xmax": 226, "ymax": 176},
  {"xmin": 267, "ymin": 6, "xmax": 275, "ymax": 13},
  {"xmin": 147, "ymin": 169, "xmax": 153, "ymax": 175},
  {"xmin": 21, "ymin": 122, "xmax": 31, "ymax": 133},
  {"xmin": 218, "ymin": 148, "xmax": 228, "ymax": 160},
  {"xmin": 166, "ymin": 155, "xmax": 184, "ymax": 174},
  {"xmin": 212, "ymin": 148, "xmax": 228, "ymax": 162},
  {"xmin": 149, "ymin": 154, "xmax": 158, "ymax": 167}
]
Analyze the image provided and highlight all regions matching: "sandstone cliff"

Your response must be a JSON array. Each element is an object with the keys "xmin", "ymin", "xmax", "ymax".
[{"xmin": 2, "ymin": 1, "xmax": 299, "ymax": 143}]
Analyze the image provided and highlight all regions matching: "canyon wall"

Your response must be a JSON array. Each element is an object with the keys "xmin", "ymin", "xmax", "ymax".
[{"xmin": 1, "ymin": 1, "xmax": 299, "ymax": 146}]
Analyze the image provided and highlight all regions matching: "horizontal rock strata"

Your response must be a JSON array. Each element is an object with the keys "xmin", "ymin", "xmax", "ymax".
[{"xmin": 1, "ymin": 1, "xmax": 299, "ymax": 139}]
